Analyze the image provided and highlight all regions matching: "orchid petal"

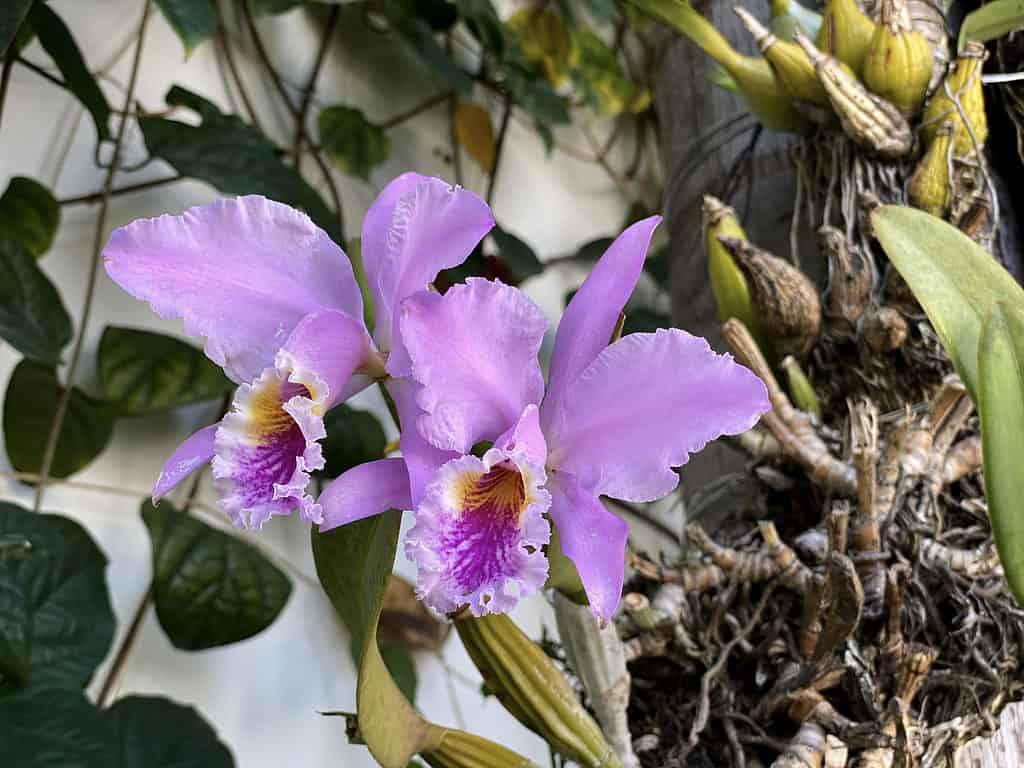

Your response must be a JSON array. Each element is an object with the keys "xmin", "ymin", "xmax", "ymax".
[
  {"xmin": 103, "ymin": 195, "xmax": 363, "ymax": 383},
  {"xmin": 548, "ymin": 329, "xmax": 769, "ymax": 502},
  {"xmin": 360, "ymin": 174, "xmax": 494, "ymax": 358},
  {"xmin": 541, "ymin": 217, "xmax": 660, "ymax": 436},
  {"xmin": 547, "ymin": 472, "xmax": 627, "ymax": 621},
  {"xmin": 494, "ymin": 404, "xmax": 547, "ymax": 469},
  {"xmin": 387, "ymin": 377, "xmax": 458, "ymax": 508},
  {"xmin": 406, "ymin": 448, "xmax": 551, "ymax": 617},
  {"xmin": 398, "ymin": 278, "xmax": 547, "ymax": 452},
  {"xmin": 211, "ymin": 309, "xmax": 373, "ymax": 528},
  {"xmin": 152, "ymin": 423, "xmax": 218, "ymax": 503},
  {"xmin": 318, "ymin": 458, "xmax": 412, "ymax": 532}
]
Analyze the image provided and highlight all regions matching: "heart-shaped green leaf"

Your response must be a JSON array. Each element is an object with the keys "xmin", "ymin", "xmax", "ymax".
[
  {"xmin": 318, "ymin": 106, "xmax": 391, "ymax": 182},
  {"xmin": 142, "ymin": 500, "xmax": 291, "ymax": 650},
  {"xmin": 3, "ymin": 361, "xmax": 116, "ymax": 479},
  {"xmin": 0, "ymin": 239, "xmax": 72, "ymax": 364},
  {"xmin": 98, "ymin": 326, "xmax": 233, "ymax": 416},
  {"xmin": 491, "ymin": 225, "xmax": 544, "ymax": 282},
  {"xmin": 29, "ymin": 3, "xmax": 112, "ymax": 140},
  {"xmin": 0, "ymin": 177, "xmax": 60, "ymax": 259},
  {"xmin": 0, "ymin": 502, "xmax": 115, "ymax": 693},
  {"xmin": 140, "ymin": 86, "xmax": 343, "ymax": 243},
  {"xmin": 0, "ymin": 689, "xmax": 235, "ymax": 767},
  {"xmin": 154, "ymin": 0, "xmax": 220, "ymax": 55},
  {"xmin": 320, "ymin": 404, "xmax": 387, "ymax": 479},
  {"xmin": 871, "ymin": 205, "xmax": 1024, "ymax": 399},
  {"xmin": 979, "ymin": 302, "xmax": 1024, "ymax": 605}
]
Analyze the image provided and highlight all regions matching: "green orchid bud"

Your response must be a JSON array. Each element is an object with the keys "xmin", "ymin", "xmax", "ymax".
[{"xmin": 782, "ymin": 355, "xmax": 821, "ymax": 419}]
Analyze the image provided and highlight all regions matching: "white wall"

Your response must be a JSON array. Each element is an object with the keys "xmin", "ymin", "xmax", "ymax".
[{"xmin": 0, "ymin": 2, "xmax": 687, "ymax": 765}]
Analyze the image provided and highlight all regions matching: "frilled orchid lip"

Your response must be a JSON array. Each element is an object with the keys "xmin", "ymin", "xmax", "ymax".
[
  {"xmin": 406, "ymin": 447, "xmax": 551, "ymax": 617},
  {"xmin": 211, "ymin": 360, "xmax": 328, "ymax": 529}
]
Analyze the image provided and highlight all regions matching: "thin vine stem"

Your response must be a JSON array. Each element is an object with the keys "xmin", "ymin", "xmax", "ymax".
[
  {"xmin": 378, "ymin": 89, "xmax": 452, "ymax": 130},
  {"xmin": 292, "ymin": 5, "xmax": 340, "ymax": 167},
  {"xmin": 486, "ymin": 95, "xmax": 511, "ymax": 205},
  {"xmin": 58, "ymin": 174, "xmax": 184, "ymax": 205},
  {"xmin": 33, "ymin": 1, "xmax": 153, "ymax": 513}
]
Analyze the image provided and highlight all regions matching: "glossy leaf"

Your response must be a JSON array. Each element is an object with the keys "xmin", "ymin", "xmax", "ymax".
[
  {"xmin": 0, "ymin": 0, "xmax": 33, "ymax": 56},
  {"xmin": 98, "ymin": 326, "xmax": 233, "ymax": 416},
  {"xmin": 978, "ymin": 302, "xmax": 1024, "ymax": 605},
  {"xmin": 456, "ymin": 0, "xmax": 505, "ymax": 54},
  {"xmin": 871, "ymin": 205, "xmax": 1024, "ymax": 399},
  {"xmin": 0, "ymin": 689, "xmax": 113, "ymax": 766},
  {"xmin": 490, "ymin": 225, "xmax": 543, "ymax": 281},
  {"xmin": 0, "ymin": 689, "xmax": 235, "ymax": 767},
  {"xmin": 312, "ymin": 512, "xmax": 442, "ymax": 768},
  {"xmin": 3, "ymin": 361, "xmax": 116, "ymax": 479},
  {"xmin": 574, "ymin": 236, "xmax": 615, "ymax": 264},
  {"xmin": 0, "ymin": 502, "xmax": 115, "ymax": 693},
  {"xmin": 142, "ymin": 500, "xmax": 291, "ymax": 650},
  {"xmin": 958, "ymin": 0, "xmax": 1024, "ymax": 51},
  {"xmin": 0, "ymin": 177, "xmax": 60, "ymax": 259},
  {"xmin": 0, "ymin": 239, "xmax": 72, "ymax": 364},
  {"xmin": 140, "ymin": 85, "xmax": 343, "ymax": 243},
  {"xmin": 154, "ymin": 0, "xmax": 220, "ymax": 55},
  {"xmin": 392, "ymin": 15, "xmax": 473, "ymax": 94},
  {"xmin": 504, "ymin": 60, "xmax": 570, "ymax": 126},
  {"xmin": 319, "ymin": 404, "xmax": 387, "ymax": 479},
  {"xmin": 453, "ymin": 102, "xmax": 496, "ymax": 173},
  {"xmin": 108, "ymin": 695, "xmax": 235, "ymax": 767},
  {"xmin": 29, "ymin": 3, "xmax": 112, "ymax": 140},
  {"xmin": 318, "ymin": 106, "xmax": 390, "ymax": 182}
]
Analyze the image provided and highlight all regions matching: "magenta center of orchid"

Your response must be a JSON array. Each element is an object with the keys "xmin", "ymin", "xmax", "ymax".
[{"xmin": 442, "ymin": 462, "xmax": 529, "ymax": 598}]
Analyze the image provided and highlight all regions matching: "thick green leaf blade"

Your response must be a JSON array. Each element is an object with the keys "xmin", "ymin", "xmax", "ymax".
[
  {"xmin": 0, "ymin": 689, "xmax": 114, "ymax": 766},
  {"xmin": 491, "ymin": 225, "xmax": 543, "ymax": 282},
  {"xmin": 0, "ymin": 177, "xmax": 60, "ymax": 259},
  {"xmin": 320, "ymin": 404, "xmax": 387, "ymax": 479},
  {"xmin": 154, "ymin": 0, "xmax": 220, "ymax": 55},
  {"xmin": 29, "ymin": 3, "xmax": 111, "ymax": 140},
  {"xmin": 318, "ymin": 106, "xmax": 391, "ymax": 181},
  {"xmin": 109, "ymin": 695, "xmax": 235, "ymax": 767},
  {"xmin": 871, "ymin": 205, "xmax": 1024, "ymax": 398},
  {"xmin": 1, "ymin": 0, "xmax": 33, "ymax": 56},
  {"xmin": 958, "ymin": 0, "xmax": 1024, "ymax": 51},
  {"xmin": 140, "ymin": 85, "xmax": 343, "ymax": 243},
  {"xmin": 98, "ymin": 326, "xmax": 233, "ymax": 416},
  {"xmin": 978, "ymin": 302, "xmax": 1024, "ymax": 605},
  {"xmin": 392, "ymin": 15, "xmax": 473, "ymax": 94},
  {"xmin": 142, "ymin": 500, "xmax": 291, "ymax": 650},
  {"xmin": 504, "ymin": 61, "xmax": 570, "ymax": 126},
  {"xmin": 0, "ymin": 502, "xmax": 115, "ymax": 693},
  {"xmin": 3, "ymin": 361, "xmax": 115, "ymax": 479},
  {"xmin": 456, "ymin": 0, "xmax": 506, "ymax": 54},
  {"xmin": 312, "ymin": 512, "xmax": 441, "ymax": 768},
  {"xmin": 0, "ymin": 239, "xmax": 72, "ymax": 364}
]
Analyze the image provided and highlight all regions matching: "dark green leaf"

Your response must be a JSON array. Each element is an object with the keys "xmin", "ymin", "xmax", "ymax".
[
  {"xmin": 249, "ymin": 0, "xmax": 305, "ymax": 14},
  {"xmin": 0, "ymin": 0, "xmax": 33, "ymax": 57},
  {"xmin": 0, "ymin": 689, "xmax": 113, "ymax": 766},
  {"xmin": 154, "ymin": 0, "xmax": 220, "ymax": 55},
  {"xmin": 3, "ymin": 361, "xmax": 115, "ymax": 479},
  {"xmin": 623, "ymin": 308, "xmax": 670, "ymax": 334},
  {"xmin": 871, "ymin": 205, "xmax": 1024, "ymax": 398},
  {"xmin": 320, "ymin": 404, "xmax": 387, "ymax": 479},
  {"xmin": 958, "ymin": 0, "xmax": 1024, "ymax": 51},
  {"xmin": 318, "ymin": 106, "xmax": 390, "ymax": 181},
  {"xmin": 140, "ymin": 85, "xmax": 343, "ymax": 243},
  {"xmin": 142, "ymin": 500, "xmax": 291, "ymax": 650},
  {"xmin": 978, "ymin": 302, "xmax": 1024, "ymax": 605},
  {"xmin": 574, "ymin": 236, "xmax": 614, "ymax": 264},
  {"xmin": 504, "ymin": 61, "xmax": 570, "ymax": 125},
  {"xmin": 0, "ymin": 502, "xmax": 114, "ymax": 693},
  {"xmin": 0, "ymin": 177, "xmax": 59, "ymax": 259},
  {"xmin": 0, "ymin": 239, "xmax": 72, "ymax": 364},
  {"xmin": 29, "ymin": 3, "xmax": 111, "ymax": 140},
  {"xmin": 490, "ymin": 225, "xmax": 543, "ymax": 281},
  {"xmin": 98, "ymin": 326, "xmax": 233, "ymax": 416},
  {"xmin": 404, "ymin": 0, "xmax": 458, "ymax": 31},
  {"xmin": 456, "ymin": 0, "xmax": 505, "ymax": 54},
  {"xmin": 109, "ymin": 695, "xmax": 235, "ymax": 767},
  {"xmin": 392, "ymin": 15, "xmax": 473, "ymax": 94},
  {"xmin": 644, "ymin": 244, "xmax": 670, "ymax": 287},
  {"xmin": 312, "ymin": 511, "xmax": 440, "ymax": 766},
  {"xmin": 351, "ymin": 636, "xmax": 418, "ymax": 703}
]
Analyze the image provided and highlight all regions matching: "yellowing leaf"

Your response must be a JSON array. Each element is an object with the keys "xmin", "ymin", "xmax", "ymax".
[
  {"xmin": 507, "ymin": 7, "xmax": 576, "ymax": 86},
  {"xmin": 453, "ymin": 102, "xmax": 496, "ymax": 173}
]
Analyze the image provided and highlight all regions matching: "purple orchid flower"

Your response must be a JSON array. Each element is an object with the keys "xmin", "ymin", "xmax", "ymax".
[
  {"xmin": 102, "ymin": 173, "xmax": 493, "ymax": 529},
  {"xmin": 321, "ymin": 216, "xmax": 771, "ymax": 620}
]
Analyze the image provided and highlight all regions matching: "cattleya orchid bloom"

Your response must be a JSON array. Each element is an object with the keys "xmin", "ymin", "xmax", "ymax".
[
  {"xmin": 102, "ymin": 173, "xmax": 493, "ymax": 528},
  {"xmin": 322, "ymin": 216, "xmax": 771, "ymax": 620}
]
